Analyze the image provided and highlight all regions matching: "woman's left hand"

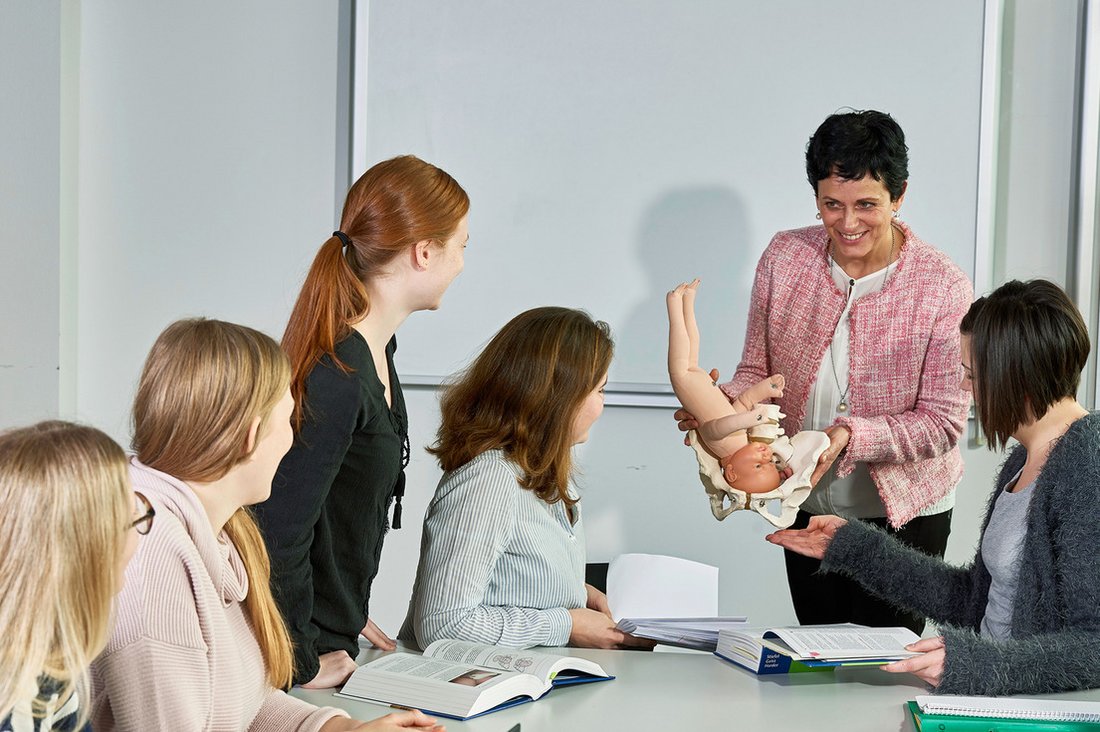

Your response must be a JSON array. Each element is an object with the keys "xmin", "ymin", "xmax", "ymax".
[
  {"xmin": 810, "ymin": 425, "xmax": 851, "ymax": 487},
  {"xmin": 881, "ymin": 636, "xmax": 945, "ymax": 687},
  {"xmin": 586, "ymin": 583, "xmax": 613, "ymax": 619},
  {"xmin": 360, "ymin": 616, "xmax": 397, "ymax": 651}
]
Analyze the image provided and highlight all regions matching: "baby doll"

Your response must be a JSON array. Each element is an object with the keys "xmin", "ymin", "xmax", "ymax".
[{"xmin": 667, "ymin": 279, "xmax": 829, "ymax": 527}]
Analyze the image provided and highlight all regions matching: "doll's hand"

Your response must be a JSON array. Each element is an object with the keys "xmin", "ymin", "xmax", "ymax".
[
  {"xmin": 882, "ymin": 637, "xmax": 945, "ymax": 687},
  {"xmin": 764, "ymin": 515, "xmax": 847, "ymax": 560}
]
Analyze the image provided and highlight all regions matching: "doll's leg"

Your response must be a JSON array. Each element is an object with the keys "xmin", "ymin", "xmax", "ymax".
[
  {"xmin": 666, "ymin": 280, "xmax": 697, "ymax": 375},
  {"xmin": 682, "ymin": 279, "xmax": 702, "ymax": 371},
  {"xmin": 734, "ymin": 374, "xmax": 785, "ymax": 411}
]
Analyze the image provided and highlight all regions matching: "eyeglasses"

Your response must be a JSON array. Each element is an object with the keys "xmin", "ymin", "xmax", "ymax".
[{"xmin": 130, "ymin": 491, "xmax": 156, "ymax": 536}]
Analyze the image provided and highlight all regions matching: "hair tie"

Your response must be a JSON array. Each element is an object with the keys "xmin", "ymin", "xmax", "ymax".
[{"xmin": 333, "ymin": 230, "xmax": 352, "ymax": 249}]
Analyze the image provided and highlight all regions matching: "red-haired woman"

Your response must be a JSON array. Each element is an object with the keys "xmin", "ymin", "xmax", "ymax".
[{"xmin": 255, "ymin": 156, "xmax": 469, "ymax": 688}]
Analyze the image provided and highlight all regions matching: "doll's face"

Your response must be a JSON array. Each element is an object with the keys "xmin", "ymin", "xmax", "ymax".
[{"xmin": 723, "ymin": 442, "xmax": 782, "ymax": 494}]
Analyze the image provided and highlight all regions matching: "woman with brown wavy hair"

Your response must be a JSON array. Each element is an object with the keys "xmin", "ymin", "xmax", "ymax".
[
  {"xmin": 253, "ymin": 155, "xmax": 470, "ymax": 688},
  {"xmin": 90, "ymin": 318, "xmax": 442, "ymax": 732},
  {"xmin": 399, "ymin": 307, "xmax": 652, "ymax": 651}
]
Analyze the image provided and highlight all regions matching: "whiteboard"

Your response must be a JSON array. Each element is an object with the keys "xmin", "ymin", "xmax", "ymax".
[{"xmin": 353, "ymin": 1, "xmax": 986, "ymax": 389}]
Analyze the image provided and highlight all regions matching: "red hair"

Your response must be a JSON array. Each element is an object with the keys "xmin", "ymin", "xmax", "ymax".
[{"xmin": 283, "ymin": 155, "xmax": 469, "ymax": 426}]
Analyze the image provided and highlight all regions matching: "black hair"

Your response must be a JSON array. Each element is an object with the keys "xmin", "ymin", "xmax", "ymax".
[
  {"xmin": 805, "ymin": 110, "xmax": 909, "ymax": 200},
  {"xmin": 960, "ymin": 279, "xmax": 1090, "ymax": 450}
]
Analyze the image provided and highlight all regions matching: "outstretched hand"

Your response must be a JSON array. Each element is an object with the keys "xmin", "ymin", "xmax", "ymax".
[
  {"xmin": 765, "ymin": 515, "xmax": 847, "ymax": 559},
  {"xmin": 882, "ymin": 636, "xmax": 945, "ymax": 687}
]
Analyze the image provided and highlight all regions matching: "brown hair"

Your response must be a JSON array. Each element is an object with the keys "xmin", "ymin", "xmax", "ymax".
[
  {"xmin": 132, "ymin": 318, "xmax": 295, "ymax": 689},
  {"xmin": 0, "ymin": 421, "xmax": 130, "ymax": 726},
  {"xmin": 429, "ymin": 307, "xmax": 613, "ymax": 507},
  {"xmin": 961, "ymin": 279, "xmax": 1090, "ymax": 450},
  {"xmin": 282, "ymin": 155, "xmax": 469, "ymax": 426}
]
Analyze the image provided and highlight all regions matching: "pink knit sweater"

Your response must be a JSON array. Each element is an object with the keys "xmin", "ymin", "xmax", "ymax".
[
  {"xmin": 722, "ymin": 223, "xmax": 972, "ymax": 527},
  {"xmin": 90, "ymin": 460, "xmax": 348, "ymax": 731}
]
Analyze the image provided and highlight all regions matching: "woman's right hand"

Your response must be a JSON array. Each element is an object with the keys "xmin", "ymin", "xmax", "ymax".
[
  {"xmin": 764, "ymin": 515, "xmax": 848, "ymax": 559},
  {"xmin": 321, "ymin": 710, "xmax": 444, "ymax": 731},
  {"xmin": 302, "ymin": 649, "xmax": 358, "ymax": 689},
  {"xmin": 568, "ymin": 608, "xmax": 656, "ymax": 650}
]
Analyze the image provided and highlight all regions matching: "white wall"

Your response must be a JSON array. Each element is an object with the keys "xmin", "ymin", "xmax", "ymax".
[
  {"xmin": 74, "ymin": 0, "xmax": 344, "ymax": 440},
  {"xmin": 0, "ymin": 0, "xmax": 62, "ymax": 427},
  {"xmin": 0, "ymin": 1, "xmax": 1088, "ymax": 635}
]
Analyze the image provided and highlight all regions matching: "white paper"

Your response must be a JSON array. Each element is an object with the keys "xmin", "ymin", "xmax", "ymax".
[{"xmin": 606, "ymin": 553, "xmax": 718, "ymax": 621}]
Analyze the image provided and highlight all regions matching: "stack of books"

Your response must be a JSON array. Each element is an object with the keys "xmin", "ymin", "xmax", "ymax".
[
  {"xmin": 614, "ymin": 616, "xmax": 749, "ymax": 652},
  {"xmin": 715, "ymin": 623, "xmax": 920, "ymax": 674},
  {"xmin": 908, "ymin": 695, "xmax": 1100, "ymax": 731}
]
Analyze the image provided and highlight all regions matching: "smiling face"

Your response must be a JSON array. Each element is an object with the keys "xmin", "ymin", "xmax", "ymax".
[
  {"xmin": 815, "ymin": 174, "xmax": 904, "ymax": 270},
  {"xmin": 722, "ymin": 441, "xmax": 782, "ymax": 494}
]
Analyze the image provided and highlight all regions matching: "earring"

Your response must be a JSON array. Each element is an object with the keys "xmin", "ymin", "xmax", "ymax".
[
  {"xmin": 815, "ymin": 212, "xmax": 822, "ymax": 220},
  {"xmin": 892, "ymin": 210, "xmax": 899, "ymax": 219}
]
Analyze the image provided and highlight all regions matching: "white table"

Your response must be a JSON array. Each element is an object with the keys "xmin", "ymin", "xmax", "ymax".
[{"xmin": 290, "ymin": 644, "xmax": 1100, "ymax": 731}]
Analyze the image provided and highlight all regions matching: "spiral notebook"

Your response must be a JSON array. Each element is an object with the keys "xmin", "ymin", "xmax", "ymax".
[{"xmin": 916, "ymin": 695, "xmax": 1100, "ymax": 722}]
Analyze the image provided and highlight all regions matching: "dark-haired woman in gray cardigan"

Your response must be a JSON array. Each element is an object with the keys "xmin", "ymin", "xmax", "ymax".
[{"xmin": 768, "ymin": 279, "xmax": 1100, "ymax": 696}]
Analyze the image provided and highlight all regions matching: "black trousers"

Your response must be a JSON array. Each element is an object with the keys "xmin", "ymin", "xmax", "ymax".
[{"xmin": 783, "ymin": 508, "xmax": 953, "ymax": 635}]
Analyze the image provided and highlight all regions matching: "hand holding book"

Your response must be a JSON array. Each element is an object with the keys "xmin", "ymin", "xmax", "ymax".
[{"xmin": 883, "ymin": 636, "xmax": 945, "ymax": 687}]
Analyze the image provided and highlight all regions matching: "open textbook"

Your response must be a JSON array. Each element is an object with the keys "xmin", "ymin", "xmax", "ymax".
[
  {"xmin": 716, "ymin": 623, "xmax": 920, "ymax": 671},
  {"xmin": 337, "ymin": 639, "xmax": 612, "ymax": 720}
]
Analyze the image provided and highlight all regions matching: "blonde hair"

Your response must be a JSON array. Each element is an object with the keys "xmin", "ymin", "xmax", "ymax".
[
  {"xmin": 0, "ymin": 421, "xmax": 130, "ymax": 725},
  {"xmin": 131, "ymin": 318, "xmax": 295, "ymax": 689}
]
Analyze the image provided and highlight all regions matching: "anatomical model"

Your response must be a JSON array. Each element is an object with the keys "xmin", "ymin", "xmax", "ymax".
[{"xmin": 667, "ymin": 279, "xmax": 829, "ymax": 528}]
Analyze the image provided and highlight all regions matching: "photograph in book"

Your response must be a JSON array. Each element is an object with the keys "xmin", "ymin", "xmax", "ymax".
[{"xmin": 337, "ymin": 639, "xmax": 613, "ymax": 720}]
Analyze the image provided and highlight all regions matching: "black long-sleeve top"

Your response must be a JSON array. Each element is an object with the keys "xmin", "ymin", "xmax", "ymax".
[{"xmin": 255, "ymin": 332, "xmax": 408, "ymax": 684}]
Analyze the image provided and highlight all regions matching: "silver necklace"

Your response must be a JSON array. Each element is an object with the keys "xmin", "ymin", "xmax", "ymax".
[{"xmin": 827, "ymin": 225, "xmax": 897, "ymax": 414}]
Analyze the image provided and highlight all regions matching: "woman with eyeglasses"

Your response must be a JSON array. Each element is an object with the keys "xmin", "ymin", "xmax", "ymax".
[
  {"xmin": 90, "ymin": 319, "xmax": 443, "ymax": 732},
  {"xmin": 0, "ymin": 421, "xmax": 141, "ymax": 731}
]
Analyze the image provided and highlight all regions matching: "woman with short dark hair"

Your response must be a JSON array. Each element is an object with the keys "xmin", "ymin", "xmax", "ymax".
[
  {"xmin": 769, "ymin": 279, "xmax": 1100, "ymax": 696},
  {"xmin": 679, "ymin": 109, "xmax": 972, "ymax": 633}
]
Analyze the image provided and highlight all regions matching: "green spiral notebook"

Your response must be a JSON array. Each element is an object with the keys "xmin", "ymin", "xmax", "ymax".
[{"xmin": 907, "ymin": 700, "xmax": 1100, "ymax": 731}]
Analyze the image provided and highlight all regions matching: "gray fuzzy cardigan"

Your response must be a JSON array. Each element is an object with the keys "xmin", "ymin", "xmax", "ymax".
[{"xmin": 822, "ymin": 411, "xmax": 1100, "ymax": 696}]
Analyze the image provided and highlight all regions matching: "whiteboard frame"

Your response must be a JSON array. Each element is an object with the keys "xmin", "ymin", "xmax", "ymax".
[{"xmin": 347, "ymin": 0, "xmax": 998, "ymax": 407}]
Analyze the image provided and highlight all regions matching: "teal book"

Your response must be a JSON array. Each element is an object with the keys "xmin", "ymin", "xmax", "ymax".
[{"xmin": 907, "ymin": 701, "xmax": 1100, "ymax": 731}]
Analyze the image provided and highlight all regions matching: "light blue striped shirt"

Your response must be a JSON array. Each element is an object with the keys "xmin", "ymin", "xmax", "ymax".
[{"xmin": 399, "ymin": 449, "xmax": 586, "ymax": 649}]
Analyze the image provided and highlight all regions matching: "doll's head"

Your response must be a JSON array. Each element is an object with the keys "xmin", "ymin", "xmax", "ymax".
[{"xmin": 719, "ymin": 441, "xmax": 782, "ymax": 494}]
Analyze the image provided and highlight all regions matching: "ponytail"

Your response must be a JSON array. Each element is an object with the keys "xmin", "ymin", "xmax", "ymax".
[
  {"xmin": 224, "ymin": 509, "xmax": 294, "ymax": 689},
  {"xmin": 282, "ymin": 155, "xmax": 469, "ymax": 429},
  {"xmin": 282, "ymin": 237, "xmax": 369, "ymax": 427}
]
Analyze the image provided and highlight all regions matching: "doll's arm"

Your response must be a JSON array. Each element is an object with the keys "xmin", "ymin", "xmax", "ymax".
[{"xmin": 698, "ymin": 406, "xmax": 770, "ymax": 444}]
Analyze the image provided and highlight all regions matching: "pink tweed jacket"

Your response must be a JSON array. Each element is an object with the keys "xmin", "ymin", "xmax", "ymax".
[{"xmin": 721, "ymin": 222, "xmax": 972, "ymax": 527}]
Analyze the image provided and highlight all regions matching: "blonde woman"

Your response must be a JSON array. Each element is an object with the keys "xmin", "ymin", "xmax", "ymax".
[
  {"xmin": 0, "ymin": 421, "xmax": 141, "ymax": 731},
  {"xmin": 90, "ymin": 319, "xmax": 442, "ymax": 732}
]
